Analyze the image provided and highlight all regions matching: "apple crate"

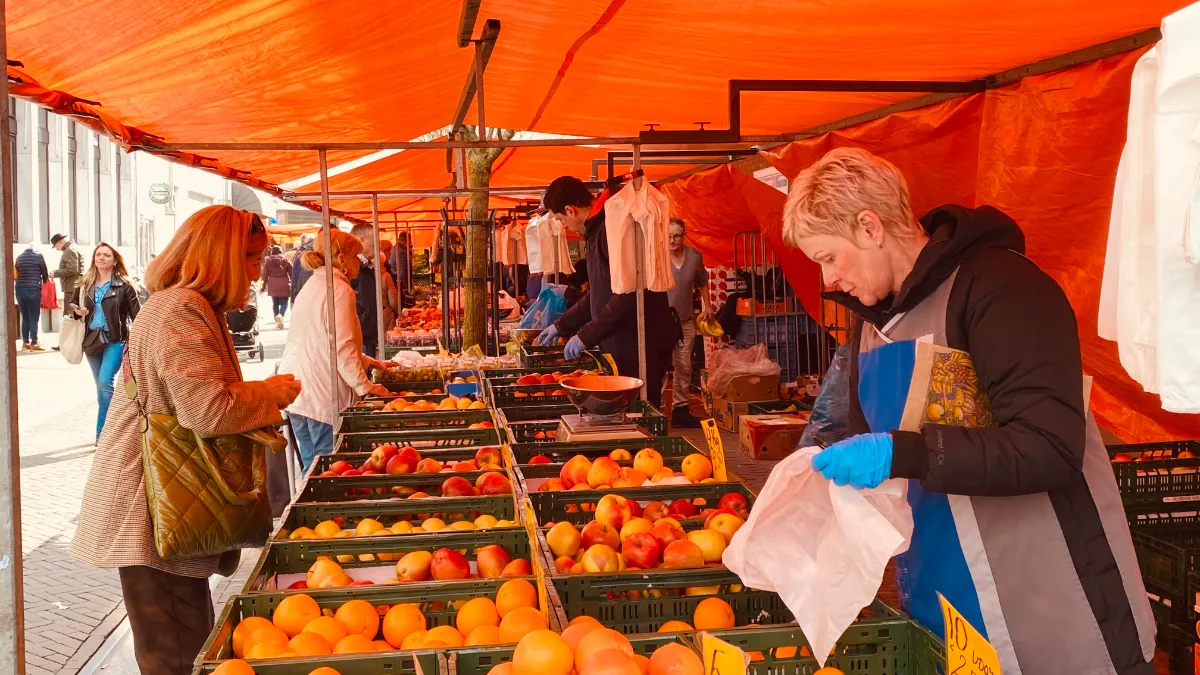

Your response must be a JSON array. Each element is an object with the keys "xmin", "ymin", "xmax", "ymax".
[
  {"xmin": 700, "ymin": 618, "xmax": 945, "ymax": 675},
  {"xmin": 496, "ymin": 404, "xmax": 666, "ymax": 444},
  {"xmin": 513, "ymin": 456, "xmax": 744, "ymax": 495},
  {"xmin": 507, "ymin": 435, "xmax": 700, "ymax": 464},
  {"xmin": 295, "ymin": 465, "xmax": 517, "ymax": 504},
  {"xmin": 275, "ymin": 494, "xmax": 520, "ymax": 540},
  {"xmin": 310, "ymin": 446, "xmax": 506, "ymax": 476},
  {"xmin": 198, "ymin": 579, "xmax": 516, "ymax": 666},
  {"xmin": 340, "ymin": 407, "xmax": 495, "ymax": 433},
  {"xmin": 242, "ymin": 528, "xmax": 534, "ymax": 593},
  {"xmin": 518, "ymin": 344, "xmax": 606, "ymax": 369},
  {"xmin": 488, "ymin": 382, "xmax": 572, "ymax": 408},
  {"xmin": 1106, "ymin": 440, "xmax": 1200, "ymax": 511},
  {"xmin": 448, "ymin": 634, "xmax": 692, "ymax": 675},
  {"xmin": 336, "ymin": 426, "xmax": 502, "ymax": 452},
  {"xmin": 543, "ymin": 563, "xmax": 794, "ymax": 635},
  {"xmin": 527, "ymin": 482, "xmax": 755, "ymax": 528},
  {"xmin": 354, "ymin": 391, "xmax": 450, "ymax": 409}
]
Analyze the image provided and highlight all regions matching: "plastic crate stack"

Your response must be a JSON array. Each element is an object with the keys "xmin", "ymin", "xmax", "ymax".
[
  {"xmin": 1110, "ymin": 440, "xmax": 1200, "ymax": 672},
  {"xmin": 190, "ymin": 358, "xmax": 944, "ymax": 675}
]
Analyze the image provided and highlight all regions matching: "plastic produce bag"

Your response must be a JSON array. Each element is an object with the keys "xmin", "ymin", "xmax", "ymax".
[
  {"xmin": 706, "ymin": 344, "xmax": 782, "ymax": 397},
  {"xmin": 517, "ymin": 284, "xmax": 568, "ymax": 331},
  {"xmin": 799, "ymin": 343, "xmax": 852, "ymax": 447},
  {"xmin": 723, "ymin": 447, "xmax": 913, "ymax": 667}
]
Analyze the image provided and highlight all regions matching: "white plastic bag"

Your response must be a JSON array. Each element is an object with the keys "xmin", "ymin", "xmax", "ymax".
[
  {"xmin": 723, "ymin": 447, "xmax": 913, "ymax": 667},
  {"xmin": 59, "ymin": 317, "xmax": 85, "ymax": 365},
  {"xmin": 706, "ymin": 344, "xmax": 782, "ymax": 397}
]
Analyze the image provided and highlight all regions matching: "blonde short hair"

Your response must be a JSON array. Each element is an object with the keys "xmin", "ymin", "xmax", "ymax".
[
  {"xmin": 782, "ymin": 147, "xmax": 919, "ymax": 247},
  {"xmin": 301, "ymin": 229, "xmax": 364, "ymax": 272},
  {"xmin": 144, "ymin": 205, "xmax": 266, "ymax": 313}
]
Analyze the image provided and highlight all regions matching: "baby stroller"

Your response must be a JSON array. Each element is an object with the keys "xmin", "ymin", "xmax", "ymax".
[{"xmin": 227, "ymin": 289, "xmax": 265, "ymax": 362}]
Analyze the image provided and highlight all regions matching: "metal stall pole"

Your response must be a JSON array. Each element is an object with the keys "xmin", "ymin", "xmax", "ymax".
[
  {"xmin": 0, "ymin": 0, "xmax": 27, "ymax": 667},
  {"xmin": 372, "ymin": 195, "xmax": 385, "ymax": 360},
  {"xmin": 440, "ymin": 209, "xmax": 451, "ymax": 349},
  {"xmin": 489, "ymin": 209, "xmax": 500, "ymax": 355},
  {"xmin": 632, "ymin": 144, "xmax": 648, "ymax": 400},
  {"xmin": 319, "ymin": 151, "xmax": 340, "ymax": 434}
]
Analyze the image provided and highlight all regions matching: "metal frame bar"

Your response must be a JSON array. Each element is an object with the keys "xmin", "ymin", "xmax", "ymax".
[
  {"xmin": 372, "ymin": 194, "xmax": 385, "ymax": 360},
  {"xmin": 456, "ymin": 0, "xmax": 482, "ymax": 48},
  {"xmin": 450, "ymin": 19, "xmax": 500, "ymax": 133},
  {"xmin": 590, "ymin": 158, "xmax": 723, "ymax": 181},
  {"xmin": 317, "ymin": 151, "xmax": 340, "ymax": 449}
]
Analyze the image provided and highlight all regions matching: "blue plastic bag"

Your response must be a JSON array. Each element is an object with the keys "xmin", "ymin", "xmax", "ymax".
[
  {"xmin": 799, "ymin": 342, "xmax": 852, "ymax": 448},
  {"xmin": 517, "ymin": 284, "xmax": 568, "ymax": 331}
]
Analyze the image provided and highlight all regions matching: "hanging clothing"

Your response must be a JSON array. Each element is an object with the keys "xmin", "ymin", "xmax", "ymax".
[
  {"xmin": 602, "ymin": 181, "xmax": 674, "ymax": 294},
  {"xmin": 538, "ymin": 216, "xmax": 575, "ymax": 277},
  {"xmin": 1098, "ymin": 2, "xmax": 1200, "ymax": 412},
  {"xmin": 525, "ymin": 215, "xmax": 544, "ymax": 274},
  {"xmin": 510, "ymin": 222, "xmax": 528, "ymax": 265},
  {"xmin": 496, "ymin": 223, "xmax": 512, "ymax": 266}
]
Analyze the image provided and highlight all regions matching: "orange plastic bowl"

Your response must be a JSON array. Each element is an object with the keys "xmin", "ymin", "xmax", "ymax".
[{"xmin": 558, "ymin": 376, "xmax": 645, "ymax": 416}]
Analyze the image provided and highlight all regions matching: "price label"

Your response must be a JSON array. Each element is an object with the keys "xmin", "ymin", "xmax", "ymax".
[
  {"xmin": 521, "ymin": 498, "xmax": 551, "ymax": 618},
  {"xmin": 939, "ymin": 593, "xmax": 1002, "ymax": 675},
  {"xmin": 699, "ymin": 631, "xmax": 747, "ymax": 675},
  {"xmin": 700, "ymin": 418, "xmax": 728, "ymax": 482}
]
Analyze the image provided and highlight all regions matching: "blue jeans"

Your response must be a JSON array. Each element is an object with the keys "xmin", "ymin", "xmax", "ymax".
[
  {"xmin": 15, "ymin": 287, "xmax": 41, "ymax": 345},
  {"xmin": 290, "ymin": 413, "xmax": 333, "ymax": 472},
  {"xmin": 87, "ymin": 341, "xmax": 125, "ymax": 441},
  {"xmin": 271, "ymin": 296, "xmax": 288, "ymax": 318}
]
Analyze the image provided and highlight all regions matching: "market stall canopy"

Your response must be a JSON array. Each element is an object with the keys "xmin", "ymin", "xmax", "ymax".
[{"xmin": 6, "ymin": 0, "xmax": 1189, "ymax": 197}]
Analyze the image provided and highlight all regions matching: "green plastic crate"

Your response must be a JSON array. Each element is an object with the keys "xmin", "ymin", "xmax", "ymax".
[
  {"xmin": 449, "ymin": 634, "xmax": 690, "ymax": 675},
  {"xmin": 497, "ymin": 403, "xmax": 666, "ymax": 444},
  {"xmin": 311, "ymin": 447, "xmax": 502, "ymax": 476},
  {"xmin": 295, "ymin": 468, "xmax": 515, "ymax": 503},
  {"xmin": 528, "ymin": 482, "xmax": 756, "ymax": 527},
  {"xmin": 243, "ymin": 528, "xmax": 534, "ymax": 592},
  {"xmin": 488, "ymin": 383, "xmax": 572, "ymax": 408},
  {"xmin": 340, "ymin": 408, "xmax": 495, "ymax": 433},
  {"xmin": 336, "ymin": 427, "xmax": 502, "ymax": 453},
  {"xmin": 507, "ymin": 435, "xmax": 700, "ymax": 464},
  {"xmin": 518, "ymin": 344, "xmax": 608, "ymax": 370},
  {"xmin": 194, "ymin": 652, "xmax": 442, "ymax": 675},
  {"xmin": 355, "ymin": 392, "xmax": 449, "ymax": 408},
  {"xmin": 198, "ymin": 579, "xmax": 518, "ymax": 666},
  {"xmin": 514, "ymin": 457, "xmax": 743, "ymax": 491},
  {"xmin": 276, "ymin": 494, "xmax": 519, "ymax": 538},
  {"xmin": 704, "ymin": 619, "xmax": 944, "ymax": 675}
]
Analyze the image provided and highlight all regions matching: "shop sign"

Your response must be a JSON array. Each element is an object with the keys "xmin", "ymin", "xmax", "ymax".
[{"xmin": 149, "ymin": 183, "xmax": 172, "ymax": 204}]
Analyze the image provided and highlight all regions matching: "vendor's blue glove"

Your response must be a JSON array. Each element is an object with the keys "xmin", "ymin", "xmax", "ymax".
[
  {"xmin": 535, "ymin": 324, "xmax": 560, "ymax": 346},
  {"xmin": 812, "ymin": 432, "xmax": 893, "ymax": 489},
  {"xmin": 563, "ymin": 335, "xmax": 586, "ymax": 361}
]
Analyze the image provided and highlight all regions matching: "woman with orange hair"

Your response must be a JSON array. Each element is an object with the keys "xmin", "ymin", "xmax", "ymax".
[
  {"xmin": 70, "ymin": 206, "xmax": 302, "ymax": 674},
  {"xmin": 279, "ymin": 229, "xmax": 390, "ymax": 469}
]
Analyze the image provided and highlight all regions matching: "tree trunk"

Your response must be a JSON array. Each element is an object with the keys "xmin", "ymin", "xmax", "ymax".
[{"xmin": 459, "ymin": 126, "xmax": 515, "ymax": 352}]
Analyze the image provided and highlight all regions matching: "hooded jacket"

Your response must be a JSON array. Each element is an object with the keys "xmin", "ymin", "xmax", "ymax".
[
  {"xmin": 261, "ymin": 254, "xmax": 292, "ymax": 298},
  {"xmin": 835, "ymin": 205, "xmax": 1154, "ymax": 675}
]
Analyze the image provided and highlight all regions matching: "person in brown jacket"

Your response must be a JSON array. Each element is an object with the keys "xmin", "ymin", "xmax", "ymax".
[
  {"xmin": 261, "ymin": 244, "xmax": 293, "ymax": 328},
  {"xmin": 70, "ymin": 206, "xmax": 301, "ymax": 675}
]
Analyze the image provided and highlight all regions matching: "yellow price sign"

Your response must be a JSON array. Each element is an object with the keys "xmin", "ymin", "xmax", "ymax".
[
  {"xmin": 939, "ymin": 593, "xmax": 1002, "ymax": 675},
  {"xmin": 699, "ymin": 631, "xmax": 747, "ymax": 675},
  {"xmin": 699, "ymin": 418, "xmax": 728, "ymax": 482},
  {"xmin": 521, "ymin": 498, "xmax": 551, "ymax": 618}
]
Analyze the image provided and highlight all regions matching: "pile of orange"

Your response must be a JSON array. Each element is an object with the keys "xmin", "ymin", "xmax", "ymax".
[
  {"xmin": 219, "ymin": 578, "xmax": 540, "ymax": 666},
  {"xmin": 489, "ymin": 617, "xmax": 702, "ymax": 675}
]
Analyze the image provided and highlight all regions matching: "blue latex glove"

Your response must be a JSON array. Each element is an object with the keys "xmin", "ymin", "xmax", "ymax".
[
  {"xmin": 563, "ymin": 335, "xmax": 586, "ymax": 361},
  {"xmin": 535, "ymin": 324, "xmax": 560, "ymax": 346},
  {"xmin": 812, "ymin": 432, "xmax": 893, "ymax": 489}
]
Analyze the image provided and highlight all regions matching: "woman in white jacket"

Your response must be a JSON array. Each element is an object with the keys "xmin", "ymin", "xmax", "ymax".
[{"xmin": 278, "ymin": 229, "xmax": 389, "ymax": 469}]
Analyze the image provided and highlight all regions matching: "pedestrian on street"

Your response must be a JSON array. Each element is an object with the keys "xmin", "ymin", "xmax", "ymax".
[
  {"xmin": 666, "ymin": 218, "xmax": 713, "ymax": 428},
  {"xmin": 68, "ymin": 243, "xmax": 141, "ymax": 440},
  {"xmin": 290, "ymin": 233, "xmax": 315, "ymax": 305},
  {"xmin": 14, "ymin": 245, "xmax": 49, "ymax": 351},
  {"xmin": 260, "ymin": 244, "xmax": 292, "ymax": 328},
  {"xmin": 50, "ymin": 233, "xmax": 85, "ymax": 312},
  {"xmin": 278, "ymin": 229, "xmax": 390, "ymax": 469},
  {"xmin": 71, "ymin": 206, "xmax": 301, "ymax": 675},
  {"xmin": 349, "ymin": 222, "xmax": 381, "ymax": 357}
]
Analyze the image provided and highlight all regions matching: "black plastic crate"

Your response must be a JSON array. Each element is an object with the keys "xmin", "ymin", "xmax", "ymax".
[
  {"xmin": 507, "ymin": 435, "xmax": 700, "ymax": 464},
  {"xmin": 1108, "ymin": 441, "xmax": 1200, "ymax": 510},
  {"xmin": 518, "ymin": 344, "xmax": 608, "ymax": 370},
  {"xmin": 1129, "ymin": 516, "xmax": 1200, "ymax": 616},
  {"xmin": 339, "ymin": 408, "xmax": 494, "ymax": 433},
  {"xmin": 488, "ymin": 382, "xmax": 572, "ymax": 408},
  {"xmin": 336, "ymin": 427, "xmax": 501, "ymax": 452},
  {"xmin": 1165, "ymin": 623, "xmax": 1196, "ymax": 675}
]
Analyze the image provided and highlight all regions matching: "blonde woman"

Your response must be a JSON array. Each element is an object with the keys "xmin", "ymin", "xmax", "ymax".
[
  {"xmin": 67, "ymin": 243, "xmax": 141, "ymax": 440},
  {"xmin": 279, "ymin": 229, "xmax": 390, "ymax": 470},
  {"xmin": 70, "ymin": 206, "xmax": 301, "ymax": 675}
]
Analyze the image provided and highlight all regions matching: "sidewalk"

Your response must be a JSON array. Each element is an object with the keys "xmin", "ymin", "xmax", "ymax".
[{"xmin": 16, "ymin": 301, "xmax": 289, "ymax": 674}]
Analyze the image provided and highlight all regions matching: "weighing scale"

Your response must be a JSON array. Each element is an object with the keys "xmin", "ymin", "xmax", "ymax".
[{"xmin": 555, "ymin": 412, "xmax": 649, "ymax": 443}]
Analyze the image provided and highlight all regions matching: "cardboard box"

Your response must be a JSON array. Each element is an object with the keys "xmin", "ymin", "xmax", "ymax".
[
  {"xmin": 711, "ymin": 397, "xmax": 753, "ymax": 433},
  {"xmin": 739, "ymin": 414, "xmax": 811, "ymax": 460},
  {"xmin": 724, "ymin": 374, "xmax": 780, "ymax": 402}
]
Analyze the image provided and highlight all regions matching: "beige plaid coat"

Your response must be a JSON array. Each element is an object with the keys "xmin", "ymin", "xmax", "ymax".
[{"xmin": 70, "ymin": 288, "xmax": 283, "ymax": 578}]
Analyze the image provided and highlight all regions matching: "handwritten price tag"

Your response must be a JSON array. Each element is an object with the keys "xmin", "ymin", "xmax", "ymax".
[
  {"xmin": 939, "ymin": 593, "xmax": 1002, "ymax": 675},
  {"xmin": 700, "ymin": 418, "xmax": 729, "ymax": 482},
  {"xmin": 699, "ymin": 631, "xmax": 747, "ymax": 675}
]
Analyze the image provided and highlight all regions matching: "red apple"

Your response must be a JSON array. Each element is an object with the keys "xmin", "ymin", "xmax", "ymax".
[
  {"xmin": 329, "ymin": 460, "xmax": 354, "ymax": 475},
  {"xmin": 554, "ymin": 556, "xmax": 575, "ymax": 574},
  {"xmin": 703, "ymin": 508, "xmax": 739, "ymax": 530},
  {"xmin": 341, "ymin": 468, "xmax": 363, "ymax": 477},
  {"xmin": 416, "ymin": 458, "xmax": 442, "ymax": 474},
  {"xmin": 560, "ymin": 455, "xmax": 593, "ymax": 488},
  {"xmin": 430, "ymin": 548, "xmax": 471, "ymax": 580},
  {"xmin": 669, "ymin": 499, "xmax": 698, "ymax": 518},
  {"xmin": 349, "ymin": 580, "xmax": 375, "ymax": 586},
  {"xmin": 643, "ymin": 501, "xmax": 670, "ymax": 522},
  {"xmin": 442, "ymin": 476, "xmax": 477, "ymax": 497},
  {"xmin": 594, "ymin": 494, "xmax": 634, "ymax": 529},
  {"xmin": 516, "ymin": 374, "xmax": 540, "ymax": 385},
  {"xmin": 386, "ymin": 450, "xmax": 419, "ymax": 475},
  {"xmin": 361, "ymin": 468, "xmax": 381, "ymax": 476},
  {"xmin": 476, "ymin": 544, "xmax": 512, "ymax": 579},
  {"xmin": 538, "ymin": 478, "xmax": 566, "ymax": 492},
  {"xmin": 452, "ymin": 460, "xmax": 478, "ymax": 472},
  {"xmin": 718, "ymin": 493, "xmax": 751, "ymax": 520},
  {"xmin": 475, "ymin": 446, "xmax": 503, "ymax": 468},
  {"xmin": 586, "ymin": 457, "xmax": 621, "ymax": 488},
  {"xmin": 628, "ymin": 499, "xmax": 643, "ymax": 519},
  {"xmin": 529, "ymin": 455, "xmax": 552, "ymax": 465},
  {"xmin": 661, "ymin": 540, "xmax": 705, "ymax": 569},
  {"xmin": 319, "ymin": 470, "xmax": 339, "ymax": 477},
  {"xmin": 650, "ymin": 522, "xmax": 686, "ymax": 550},
  {"xmin": 580, "ymin": 544, "xmax": 621, "ymax": 573},
  {"xmin": 581, "ymin": 521, "xmax": 620, "ymax": 550},
  {"xmin": 476, "ymin": 471, "xmax": 513, "ymax": 495},
  {"xmin": 501, "ymin": 559, "xmax": 533, "ymax": 577},
  {"xmin": 365, "ymin": 448, "xmax": 389, "ymax": 472},
  {"xmin": 286, "ymin": 580, "xmax": 308, "ymax": 590},
  {"xmin": 621, "ymin": 532, "xmax": 662, "ymax": 569}
]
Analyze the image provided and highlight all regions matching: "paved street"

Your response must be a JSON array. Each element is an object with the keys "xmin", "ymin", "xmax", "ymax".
[{"xmin": 15, "ymin": 296, "xmax": 290, "ymax": 675}]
